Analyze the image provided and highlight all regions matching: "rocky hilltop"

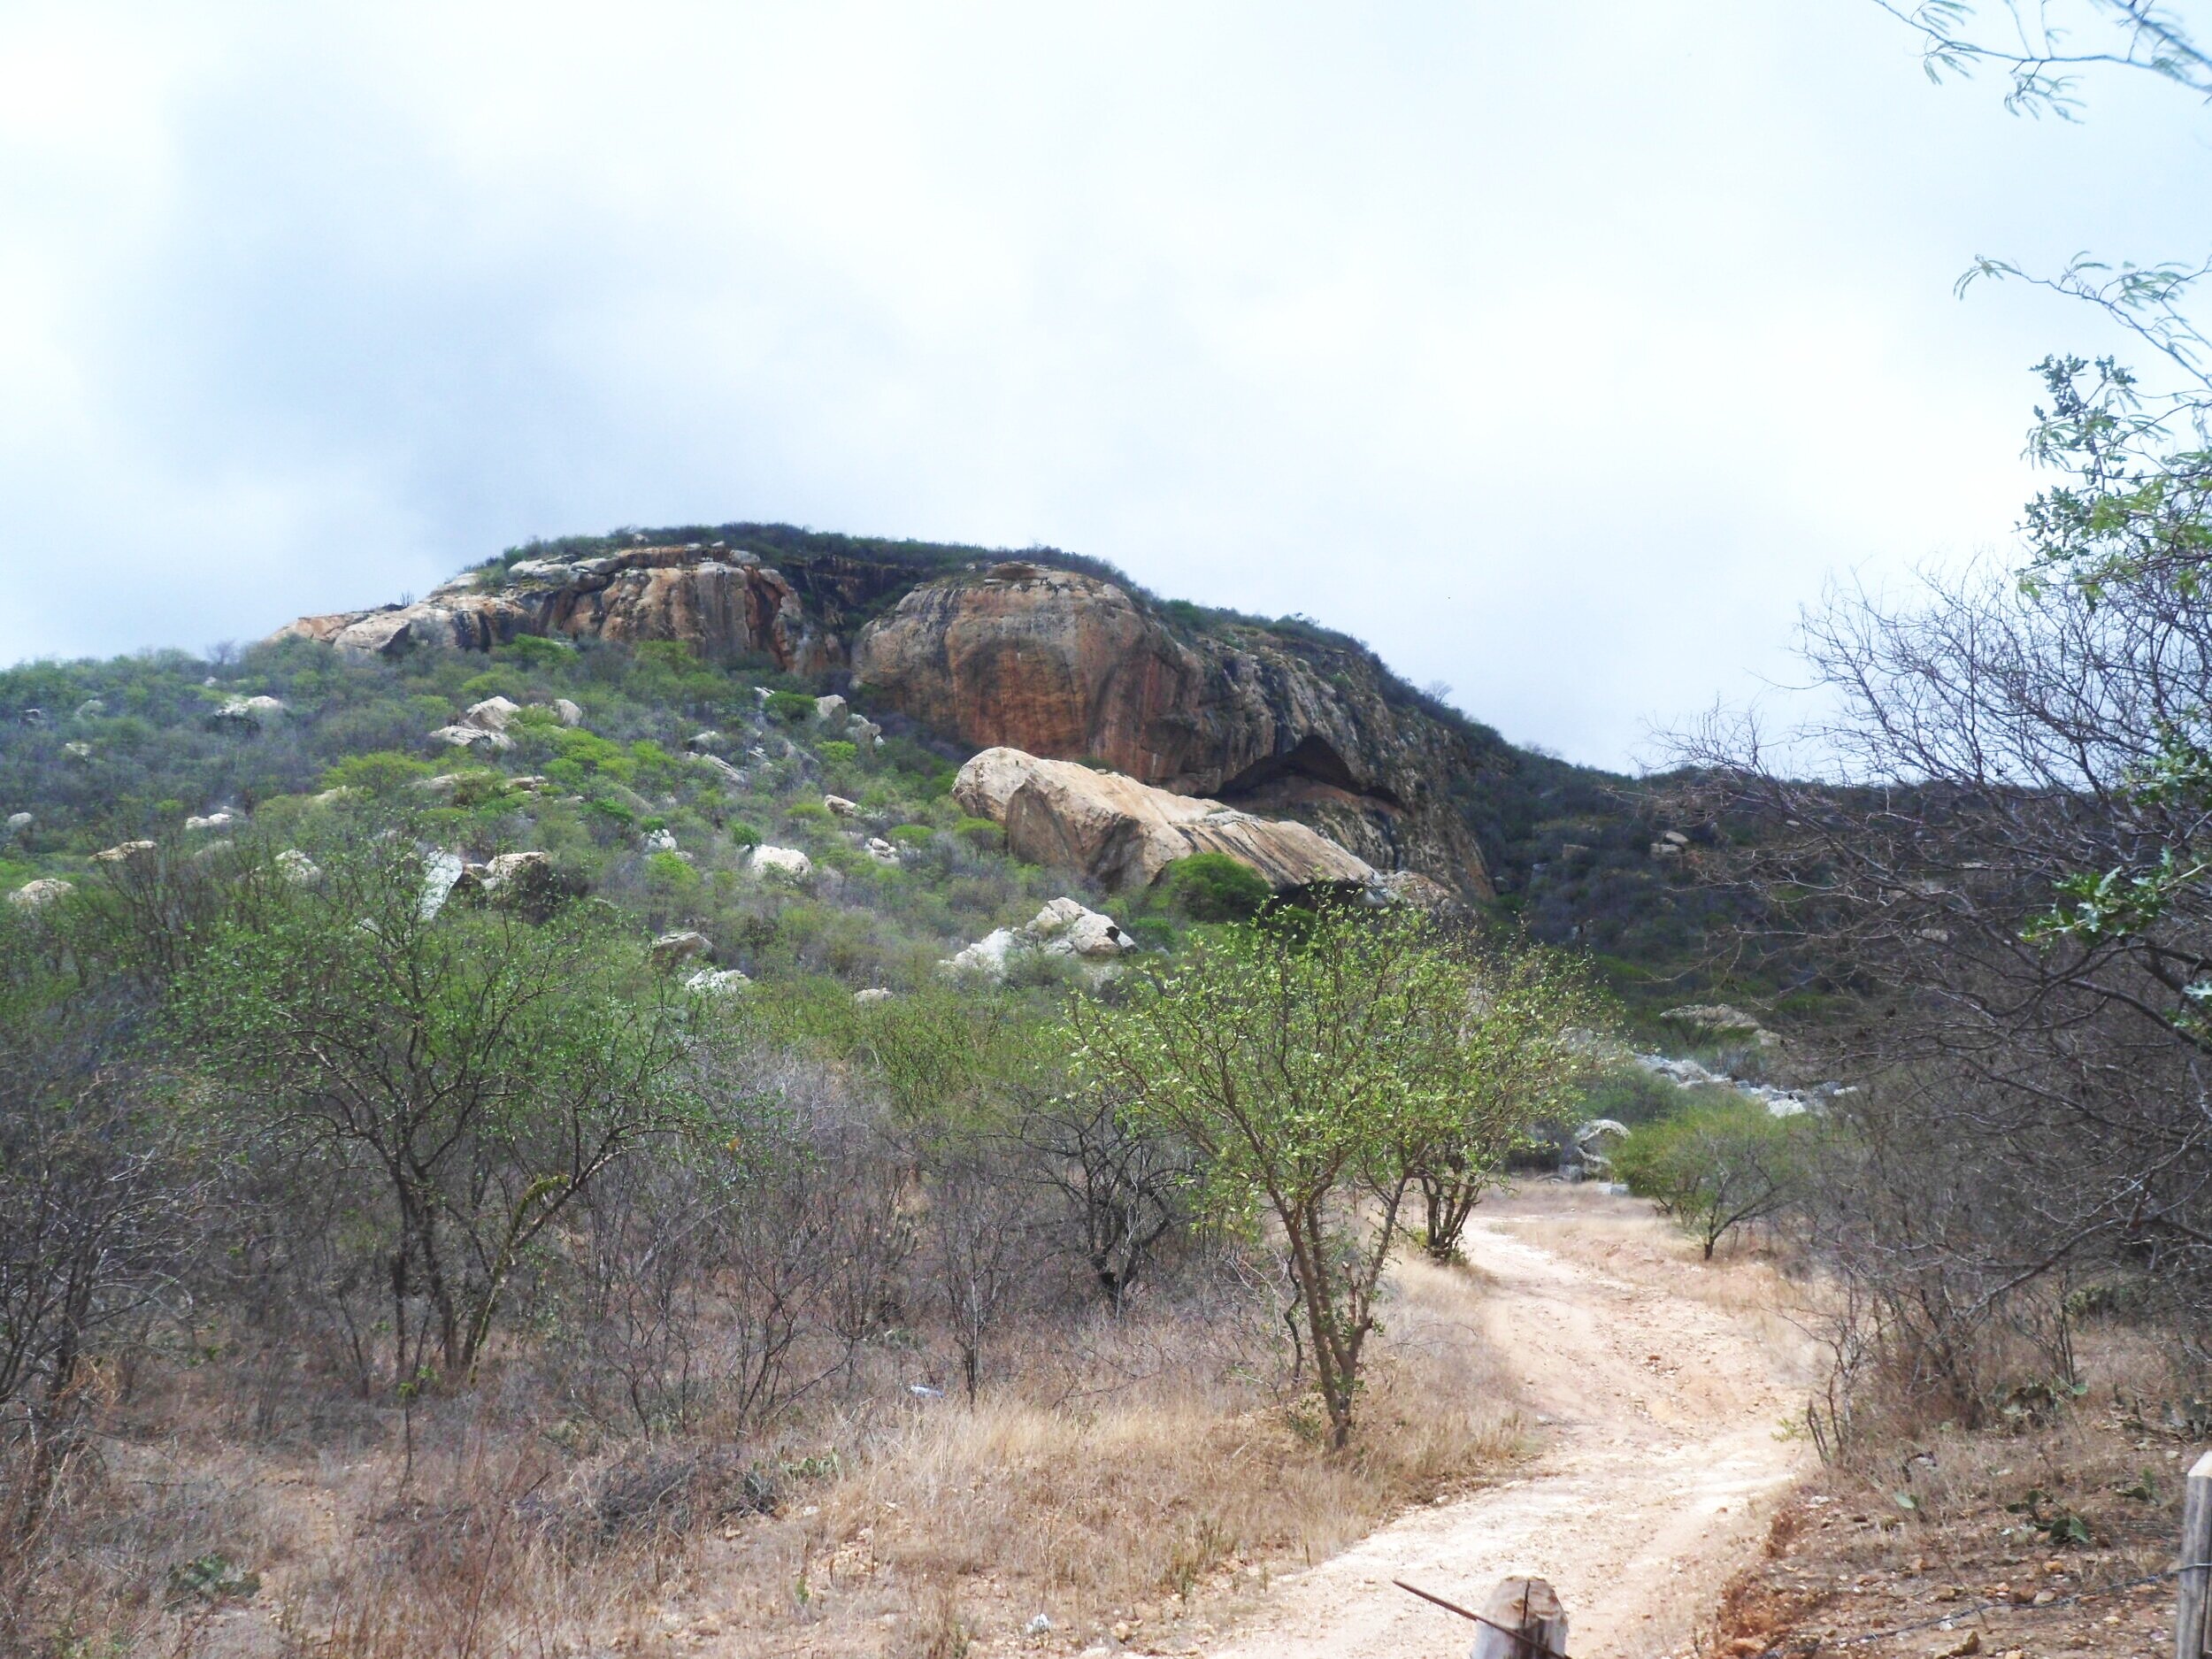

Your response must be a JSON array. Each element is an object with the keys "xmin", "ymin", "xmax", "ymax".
[{"xmin": 278, "ymin": 534, "xmax": 1497, "ymax": 901}]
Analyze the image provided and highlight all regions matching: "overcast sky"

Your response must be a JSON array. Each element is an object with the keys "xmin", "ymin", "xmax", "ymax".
[{"xmin": 3, "ymin": 3, "xmax": 2206, "ymax": 769}]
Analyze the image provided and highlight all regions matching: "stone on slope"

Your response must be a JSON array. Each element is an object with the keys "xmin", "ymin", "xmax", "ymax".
[
  {"xmin": 8, "ymin": 878, "xmax": 73, "ymax": 910},
  {"xmin": 748, "ymin": 845, "xmax": 812, "ymax": 882},
  {"xmin": 429, "ymin": 724, "xmax": 512, "ymax": 752},
  {"xmin": 1028, "ymin": 896, "xmax": 1134, "ymax": 958},
  {"xmin": 686, "ymin": 967, "xmax": 751, "ymax": 995},
  {"xmin": 953, "ymin": 746, "xmax": 1375, "ymax": 894},
  {"xmin": 651, "ymin": 930, "xmax": 714, "ymax": 969}
]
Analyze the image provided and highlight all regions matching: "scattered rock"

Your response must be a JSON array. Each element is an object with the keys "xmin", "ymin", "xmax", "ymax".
[
  {"xmin": 74, "ymin": 697, "xmax": 106, "ymax": 718},
  {"xmin": 419, "ymin": 850, "xmax": 466, "ymax": 914},
  {"xmin": 91, "ymin": 840, "xmax": 157, "ymax": 864},
  {"xmin": 4, "ymin": 811, "xmax": 29, "ymax": 832},
  {"xmin": 824, "ymin": 795, "xmax": 860, "ymax": 818},
  {"xmin": 953, "ymin": 747, "xmax": 1376, "ymax": 894},
  {"xmin": 813, "ymin": 694, "xmax": 849, "ymax": 729},
  {"xmin": 748, "ymin": 846, "xmax": 813, "ymax": 883},
  {"xmin": 941, "ymin": 927, "xmax": 1019, "ymax": 980},
  {"xmin": 694, "ymin": 753, "xmax": 747, "ymax": 787},
  {"xmin": 1029, "ymin": 896, "xmax": 1134, "ymax": 958},
  {"xmin": 686, "ymin": 731, "xmax": 721, "ymax": 751},
  {"xmin": 853, "ymin": 987, "xmax": 895, "ymax": 1005},
  {"xmin": 650, "ymin": 930, "xmax": 714, "ymax": 969},
  {"xmin": 185, "ymin": 812, "xmax": 234, "ymax": 832},
  {"xmin": 864, "ymin": 837, "xmax": 901, "ymax": 864},
  {"xmin": 685, "ymin": 967, "xmax": 751, "ymax": 995},
  {"xmin": 7, "ymin": 878, "xmax": 73, "ymax": 910},
  {"xmin": 276, "ymin": 849, "xmax": 323, "ymax": 886},
  {"xmin": 62, "ymin": 741, "xmax": 92, "ymax": 760},
  {"xmin": 461, "ymin": 695, "xmax": 522, "ymax": 733},
  {"xmin": 211, "ymin": 694, "xmax": 287, "ymax": 727},
  {"xmin": 849, "ymin": 716, "xmax": 883, "ymax": 749},
  {"xmin": 19, "ymin": 709, "xmax": 45, "ymax": 726},
  {"xmin": 641, "ymin": 827, "xmax": 680, "ymax": 854},
  {"xmin": 429, "ymin": 724, "xmax": 513, "ymax": 752},
  {"xmin": 549, "ymin": 698, "xmax": 584, "ymax": 727}
]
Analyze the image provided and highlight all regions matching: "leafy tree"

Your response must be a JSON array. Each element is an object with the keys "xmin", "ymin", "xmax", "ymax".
[
  {"xmin": 168, "ymin": 837, "xmax": 698, "ymax": 1383},
  {"xmin": 1411, "ymin": 941, "xmax": 1608, "ymax": 1262},
  {"xmin": 1615, "ymin": 1099, "xmax": 1811, "ymax": 1259},
  {"xmin": 1068, "ymin": 903, "xmax": 1480, "ymax": 1448}
]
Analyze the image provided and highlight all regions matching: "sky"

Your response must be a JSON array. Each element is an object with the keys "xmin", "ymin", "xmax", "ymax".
[{"xmin": 3, "ymin": 2, "xmax": 2207, "ymax": 770}]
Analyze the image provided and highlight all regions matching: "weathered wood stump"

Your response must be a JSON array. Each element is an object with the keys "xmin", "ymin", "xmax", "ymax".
[{"xmin": 1470, "ymin": 1576, "xmax": 1568, "ymax": 1659}]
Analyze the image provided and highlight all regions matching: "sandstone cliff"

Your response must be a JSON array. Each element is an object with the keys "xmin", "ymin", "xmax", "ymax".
[
  {"xmin": 277, "ymin": 534, "xmax": 1496, "ymax": 901},
  {"xmin": 851, "ymin": 563, "xmax": 1494, "ymax": 899}
]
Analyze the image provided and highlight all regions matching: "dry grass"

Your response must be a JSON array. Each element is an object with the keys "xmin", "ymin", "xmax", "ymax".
[{"xmin": 10, "ymin": 1244, "xmax": 1524, "ymax": 1659}]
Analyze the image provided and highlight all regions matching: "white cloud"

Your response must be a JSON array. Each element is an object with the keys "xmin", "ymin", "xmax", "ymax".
[{"xmin": 2, "ymin": 0, "xmax": 2203, "ymax": 764}]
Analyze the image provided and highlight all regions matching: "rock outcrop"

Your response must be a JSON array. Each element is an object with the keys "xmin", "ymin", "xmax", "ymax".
[
  {"xmin": 854, "ymin": 564, "xmax": 1492, "ymax": 899},
  {"xmin": 954, "ymin": 747, "xmax": 1377, "ymax": 894},
  {"xmin": 279, "ymin": 546, "xmax": 855, "ymax": 674},
  {"xmin": 277, "ymin": 540, "xmax": 1499, "ymax": 901}
]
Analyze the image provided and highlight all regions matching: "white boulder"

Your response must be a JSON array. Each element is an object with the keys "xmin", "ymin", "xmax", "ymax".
[
  {"xmin": 854, "ymin": 987, "xmax": 895, "ymax": 1005},
  {"xmin": 429, "ymin": 724, "xmax": 512, "ymax": 752},
  {"xmin": 185, "ymin": 811, "xmax": 234, "ymax": 832},
  {"xmin": 461, "ymin": 695, "xmax": 522, "ymax": 733},
  {"xmin": 749, "ymin": 845, "xmax": 813, "ymax": 882},
  {"xmin": 941, "ymin": 928, "xmax": 1019, "ymax": 980},
  {"xmin": 686, "ymin": 967, "xmax": 752, "ymax": 995},
  {"xmin": 8, "ymin": 878, "xmax": 73, "ymax": 910},
  {"xmin": 276, "ymin": 849, "xmax": 323, "ymax": 887},
  {"xmin": 651, "ymin": 929, "xmax": 715, "ymax": 968},
  {"xmin": 1028, "ymin": 897, "xmax": 1134, "ymax": 958}
]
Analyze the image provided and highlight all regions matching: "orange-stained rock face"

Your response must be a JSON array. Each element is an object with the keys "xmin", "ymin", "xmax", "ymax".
[{"xmin": 854, "ymin": 565, "xmax": 1494, "ymax": 900}]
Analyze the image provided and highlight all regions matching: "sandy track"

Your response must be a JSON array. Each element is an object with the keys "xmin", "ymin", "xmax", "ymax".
[{"xmin": 1207, "ymin": 1193, "xmax": 1809, "ymax": 1659}]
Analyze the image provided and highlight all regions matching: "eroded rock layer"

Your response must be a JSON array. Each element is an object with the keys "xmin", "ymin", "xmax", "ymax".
[{"xmin": 853, "ymin": 564, "xmax": 1493, "ymax": 898}]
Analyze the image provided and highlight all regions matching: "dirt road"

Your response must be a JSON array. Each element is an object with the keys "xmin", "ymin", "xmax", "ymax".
[{"xmin": 1207, "ymin": 1189, "xmax": 1810, "ymax": 1659}]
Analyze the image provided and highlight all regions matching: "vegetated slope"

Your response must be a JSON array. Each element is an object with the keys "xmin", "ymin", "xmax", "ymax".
[
  {"xmin": 0, "ymin": 523, "xmax": 1780, "ymax": 1008},
  {"xmin": 247, "ymin": 520, "xmax": 1763, "ymax": 1002}
]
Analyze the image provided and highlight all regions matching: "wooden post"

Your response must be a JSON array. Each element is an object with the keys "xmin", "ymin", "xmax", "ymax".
[{"xmin": 2177, "ymin": 1449, "xmax": 2212, "ymax": 1659}]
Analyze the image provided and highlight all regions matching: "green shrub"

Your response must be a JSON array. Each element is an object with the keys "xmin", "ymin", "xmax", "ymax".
[
  {"xmin": 785, "ymin": 801, "xmax": 833, "ymax": 825},
  {"xmin": 890, "ymin": 823, "xmax": 937, "ymax": 847},
  {"xmin": 955, "ymin": 816, "xmax": 1002, "ymax": 850},
  {"xmin": 727, "ymin": 821, "xmax": 764, "ymax": 848},
  {"xmin": 495, "ymin": 634, "xmax": 573, "ymax": 669},
  {"xmin": 319, "ymin": 750, "xmax": 435, "ymax": 795},
  {"xmin": 765, "ymin": 691, "xmax": 816, "ymax": 725},
  {"xmin": 1614, "ymin": 1099, "xmax": 1811, "ymax": 1259},
  {"xmin": 818, "ymin": 740, "xmax": 858, "ymax": 765},
  {"xmin": 1162, "ymin": 852, "xmax": 1271, "ymax": 922}
]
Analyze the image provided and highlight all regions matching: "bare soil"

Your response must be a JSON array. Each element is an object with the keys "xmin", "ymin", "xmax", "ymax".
[{"xmin": 1201, "ymin": 1187, "xmax": 1814, "ymax": 1659}]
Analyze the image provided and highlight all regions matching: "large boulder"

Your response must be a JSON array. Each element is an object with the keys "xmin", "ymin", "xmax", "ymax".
[{"xmin": 953, "ymin": 747, "xmax": 1375, "ymax": 894}]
